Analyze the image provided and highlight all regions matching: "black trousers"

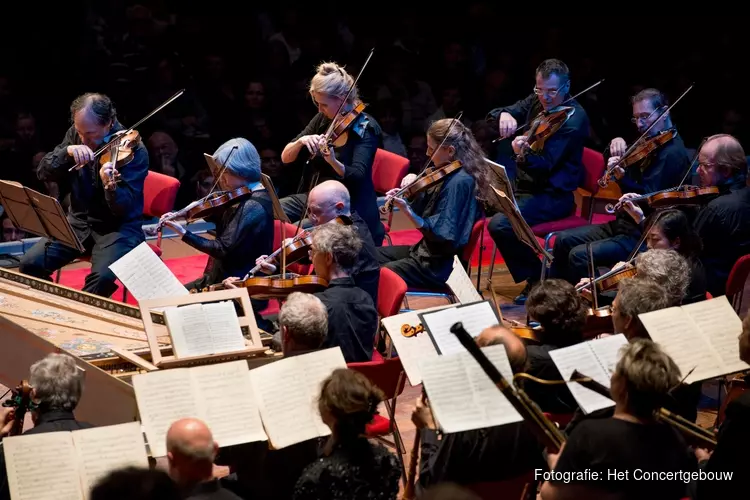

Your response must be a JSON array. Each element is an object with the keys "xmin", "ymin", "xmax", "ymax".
[
  {"xmin": 19, "ymin": 231, "xmax": 142, "ymax": 298},
  {"xmin": 548, "ymin": 221, "xmax": 639, "ymax": 284},
  {"xmin": 376, "ymin": 245, "xmax": 446, "ymax": 289},
  {"xmin": 487, "ymin": 191, "xmax": 575, "ymax": 284}
]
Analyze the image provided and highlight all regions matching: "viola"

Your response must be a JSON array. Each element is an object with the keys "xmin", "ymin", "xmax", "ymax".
[
  {"xmin": 380, "ymin": 160, "xmax": 463, "ymax": 214},
  {"xmin": 1, "ymin": 380, "xmax": 33, "ymax": 436},
  {"xmin": 577, "ymin": 263, "xmax": 638, "ymax": 302},
  {"xmin": 598, "ymin": 129, "xmax": 675, "ymax": 187},
  {"xmin": 605, "ymin": 185, "xmax": 720, "ymax": 213},
  {"xmin": 320, "ymin": 101, "xmax": 366, "ymax": 153},
  {"xmin": 517, "ymin": 107, "xmax": 574, "ymax": 161}
]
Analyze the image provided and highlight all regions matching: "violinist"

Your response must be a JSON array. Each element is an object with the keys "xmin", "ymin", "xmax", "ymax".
[
  {"xmin": 279, "ymin": 61, "xmax": 385, "ymax": 246},
  {"xmin": 376, "ymin": 118, "xmax": 483, "ymax": 289},
  {"xmin": 549, "ymin": 88, "xmax": 691, "ymax": 286},
  {"xmin": 159, "ymin": 138, "xmax": 275, "ymax": 329},
  {"xmin": 691, "ymin": 134, "xmax": 750, "ymax": 296},
  {"xmin": 18, "ymin": 93, "xmax": 149, "ymax": 298},
  {"xmin": 485, "ymin": 59, "xmax": 590, "ymax": 305},
  {"xmin": 252, "ymin": 180, "xmax": 380, "ymax": 307}
]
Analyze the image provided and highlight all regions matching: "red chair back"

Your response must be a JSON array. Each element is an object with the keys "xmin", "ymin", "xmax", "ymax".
[
  {"xmin": 347, "ymin": 357, "xmax": 406, "ymax": 400},
  {"xmin": 273, "ymin": 221, "xmax": 310, "ymax": 275},
  {"xmin": 580, "ymin": 147, "xmax": 606, "ymax": 194},
  {"xmin": 726, "ymin": 254, "xmax": 750, "ymax": 297},
  {"xmin": 143, "ymin": 170, "xmax": 180, "ymax": 217},
  {"xmin": 372, "ymin": 148, "xmax": 410, "ymax": 195},
  {"xmin": 461, "ymin": 217, "xmax": 487, "ymax": 262},
  {"xmin": 377, "ymin": 268, "xmax": 407, "ymax": 318}
]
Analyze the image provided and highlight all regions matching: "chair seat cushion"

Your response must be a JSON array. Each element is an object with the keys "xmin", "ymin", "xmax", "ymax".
[
  {"xmin": 531, "ymin": 215, "xmax": 588, "ymax": 236},
  {"xmin": 365, "ymin": 414, "xmax": 391, "ymax": 436}
]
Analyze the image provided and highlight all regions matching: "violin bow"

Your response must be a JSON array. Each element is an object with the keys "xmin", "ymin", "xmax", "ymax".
[
  {"xmin": 599, "ymin": 83, "xmax": 694, "ymax": 186},
  {"xmin": 69, "ymin": 89, "xmax": 185, "ymax": 171},
  {"xmin": 493, "ymin": 78, "xmax": 605, "ymax": 143}
]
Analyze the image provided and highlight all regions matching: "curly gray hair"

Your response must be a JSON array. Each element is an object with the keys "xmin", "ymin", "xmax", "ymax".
[
  {"xmin": 279, "ymin": 292, "xmax": 328, "ymax": 349},
  {"xmin": 635, "ymin": 249, "xmax": 690, "ymax": 306},
  {"xmin": 311, "ymin": 223, "xmax": 362, "ymax": 273},
  {"xmin": 29, "ymin": 353, "xmax": 84, "ymax": 411}
]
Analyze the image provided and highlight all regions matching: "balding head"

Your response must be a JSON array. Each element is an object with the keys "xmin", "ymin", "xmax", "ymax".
[
  {"xmin": 166, "ymin": 418, "xmax": 217, "ymax": 487},
  {"xmin": 308, "ymin": 180, "xmax": 351, "ymax": 225},
  {"xmin": 476, "ymin": 325, "xmax": 527, "ymax": 373},
  {"xmin": 698, "ymin": 133, "xmax": 748, "ymax": 186}
]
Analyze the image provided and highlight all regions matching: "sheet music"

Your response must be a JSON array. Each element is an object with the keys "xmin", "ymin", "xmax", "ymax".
[
  {"xmin": 4, "ymin": 432, "xmax": 83, "ymax": 500},
  {"xmin": 205, "ymin": 301, "xmax": 246, "ymax": 353},
  {"xmin": 193, "ymin": 361, "xmax": 267, "ymax": 447},
  {"xmin": 381, "ymin": 306, "xmax": 451, "ymax": 385},
  {"xmin": 72, "ymin": 422, "xmax": 149, "ymax": 495},
  {"xmin": 446, "ymin": 256, "xmax": 483, "ymax": 304},
  {"xmin": 132, "ymin": 369, "xmax": 197, "ymax": 457},
  {"xmin": 109, "ymin": 241, "xmax": 189, "ymax": 301},
  {"xmin": 166, "ymin": 304, "xmax": 213, "ymax": 357},
  {"xmin": 682, "ymin": 297, "xmax": 750, "ymax": 374},
  {"xmin": 250, "ymin": 348, "xmax": 346, "ymax": 449},
  {"xmin": 548, "ymin": 335, "xmax": 627, "ymax": 414},
  {"xmin": 420, "ymin": 301, "xmax": 500, "ymax": 356},
  {"xmin": 639, "ymin": 307, "xmax": 723, "ymax": 384},
  {"xmin": 484, "ymin": 160, "xmax": 519, "ymax": 209},
  {"xmin": 419, "ymin": 345, "xmax": 522, "ymax": 433}
]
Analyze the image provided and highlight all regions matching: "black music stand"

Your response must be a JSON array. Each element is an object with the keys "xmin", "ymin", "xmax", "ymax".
[{"xmin": 0, "ymin": 180, "xmax": 84, "ymax": 269}]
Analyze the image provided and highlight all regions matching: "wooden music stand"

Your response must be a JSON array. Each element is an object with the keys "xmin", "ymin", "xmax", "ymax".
[
  {"xmin": 0, "ymin": 180, "xmax": 85, "ymax": 254},
  {"xmin": 138, "ymin": 288, "xmax": 266, "ymax": 369}
]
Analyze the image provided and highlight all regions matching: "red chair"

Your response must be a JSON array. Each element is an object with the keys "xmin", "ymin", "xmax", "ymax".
[
  {"xmin": 724, "ymin": 253, "xmax": 750, "ymax": 313},
  {"xmin": 347, "ymin": 357, "xmax": 408, "ymax": 486},
  {"xmin": 371, "ymin": 148, "xmax": 410, "ymax": 245},
  {"xmin": 373, "ymin": 267, "xmax": 408, "ymax": 359},
  {"xmin": 273, "ymin": 220, "xmax": 310, "ymax": 276}
]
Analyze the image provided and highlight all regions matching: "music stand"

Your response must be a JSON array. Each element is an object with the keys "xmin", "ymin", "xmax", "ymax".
[{"xmin": 0, "ymin": 181, "xmax": 84, "ymax": 267}]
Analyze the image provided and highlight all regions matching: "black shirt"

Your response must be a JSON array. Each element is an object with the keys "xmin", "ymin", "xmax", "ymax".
[
  {"xmin": 182, "ymin": 189, "xmax": 274, "ymax": 288},
  {"xmin": 552, "ymin": 418, "xmax": 696, "ymax": 500},
  {"xmin": 185, "ymin": 479, "xmax": 244, "ymax": 500},
  {"xmin": 293, "ymin": 440, "xmax": 401, "ymax": 500},
  {"xmin": 292, "ymin": 112, "xmax": 385, "ymax": 246},
  {"xmin": 409, "ymin": 168, "xmax": 479, "ymax": 282},
  {"xmin": 37, "ymin": 121, "xmax": 150, "ymax": 243},
  {"xmin": 349, "ymin": 211, "xmax": 381, "ymax": 308},
  {"xmin": 314, "ymin": 277, "xmax": 378, "ymax": 362},
  {"xmin": 523, "ymin": 343, "xmax": 578, "ymax": 414},
  {"xmin": 0, "ymin": 410, "xmax": 94, "ymax": 500},
  {"xmin": 487, "ymin": 95, "xmax": 590, "ymax": 193}
]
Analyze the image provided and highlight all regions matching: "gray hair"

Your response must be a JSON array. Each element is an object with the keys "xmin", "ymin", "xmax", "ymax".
[
  {"xmin": 70, "ymin": 93, "xmax": 116, "ymax": 125},
  {"xmin": 279, "ymin": 292, "xmax": 328, "ymax": 349},
  {"xmin": 312, "ymin": 223, "xmax": 362, "ymax": 273},
  {"xmin": 615, "ymin": 338, "xmax": 681, "ymax": 418},
  {"xmin": 29, "ymin": 353, "xmax": 84, "ymax": 411},
  {"xmin": 309, "ymin": 62, "xmax": 358, "ymax": 102},
  {"xmin": 616, "ymin": 277, "xmax": 670, "ymax": 335},
  {"xmin": 635, "ymin": 249, "xmax": 690, "ymax": 306},
  {"xmin": 213, "ymin": 137, "xmax": 261, "ymax": 183}
]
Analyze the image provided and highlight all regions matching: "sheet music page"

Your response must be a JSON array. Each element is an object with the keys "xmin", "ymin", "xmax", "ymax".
[
  {"xmin": 192, "ymin": 361, "xmax": 267, "ymax": 447},
  {"xmin": 72, "ymin": 422, "xmax": 149, "ymax": 495},
  {"xmin": 588, "ymin": 334, "xmax": 629, "ymax": 374},
  {"xmin": 165, "ymin": 304, "xmax": 213, "ymax": 357},
  {"xmin": 420, "ymin": 301, "xmax": 499, "ymax": 356},
  {"xmin": 381, "ymin": 306, "xmax": 451, "ymax": 385},
  {"xmin": 132, "ymin": 368, "xmax": 197, "ymax": 457},
  {"xmin": 682, "ymin": 296, "xmax": 750, "ymax": 375},
  {"xmin": 204, "ymin": 301, "xmax": 246, "ymax": 354},
  {"xmin": 299, "ymin": 348, "xmax": 348, "ymax": 435},
  {"xmin": 419, "ymin": 345, "xmax": 522, "ymax": 433},
  {"xmin": 446, "ymin": 256, "xmax": 483, "ymax": 304},
  {"xmin": 639, "ymin": 307, "xmax": 723, "ymax": 384},
  {"xmin": 3, "ymin": 432, "xmax": 83, "ymax": 500},
  {"xmin": 109, "ymin": 241, "xmax": 189, "ymax": 301},
  {"xmin": 549, "ymin": 338, "xmax": 622, "ymax": 414}
]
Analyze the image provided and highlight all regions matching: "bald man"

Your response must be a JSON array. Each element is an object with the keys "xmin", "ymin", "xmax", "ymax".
[
  {"xmin": 691, "ymin": 134, "xmax": 750, "ymax": 296},
  {"xmin": 166, "ymin": 418, "xmax": 242, "ymax": 499},
  {"xmin": 256, "ymin": 180, "xmax": 381, "ymax": 306},
  {"xmin": 412, "ymin": 324, "xmax": 543, "ymax": 493}
]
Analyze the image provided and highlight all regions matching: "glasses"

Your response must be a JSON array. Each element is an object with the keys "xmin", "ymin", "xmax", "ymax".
[{"xmin": 533, "ymin": 86, "xmax": 562, "ymax": 97}]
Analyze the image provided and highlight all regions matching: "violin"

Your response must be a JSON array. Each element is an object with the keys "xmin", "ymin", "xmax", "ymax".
[
  {"xmin": 516, "ymin": 107, "xmax": 575, "ymax": 161},
  {"xmin": 380, "ymin": 160, "xmax": 463, "ymax": 214},
  {"xmin": 183, "ymin": 185, "xmax": 255, "ymax": 221},
  {"xmin": 582, "ymin": 306, "xmax": 614, "ymax": 340},
  {"xmin": 598, "ymin": 129, "xmax": 675, "ymax": 187},
  {"xmin": 320, "ymin": 101, "xmax": 366, "ymax": 153},
  {"xmin": 2, "ymin": 380, "xmax": 33, "ymax": 436},
  {"xmin": 197, "ymin": 274, "xmax": 329, "ymax": 299},
  {"xmin": 101, "ymin": 130, "xmax": 142, "ymax": 189},
  {"xmin": 401, "ymin": 323, "xmax": 424, "ymax": 337},
  {"xmin": 577, "ymin": 262, "xmax": 638, "ymax": 302},
  {"xmin": 605, "ymin": 185, "xmax": 720, "ymax": 214}
]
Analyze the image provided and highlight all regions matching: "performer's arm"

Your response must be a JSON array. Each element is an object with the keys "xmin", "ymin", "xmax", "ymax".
[
  {"xmin": 324, "ymin": 125, "xmax": 379, "ymax": 179},
  {"xmin": 181, "ymin": 201, "xmax": 263, "ymax": 260},
  {"xmin": 101, "ymin": 146, "xmax": 149, "ymax": 216},
  {"xmin": 281, "ymin": 114, "xmax": 325, "ymax": 164},
  {"xmin": 36, "ymin": 127, "xmax": 78, "ymax": 182},
  {"xmin": 486, "ymin": 94, "xmax": 535, "ymax": 125}
]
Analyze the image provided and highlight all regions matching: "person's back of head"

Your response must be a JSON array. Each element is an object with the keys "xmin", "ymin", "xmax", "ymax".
[
  {"xmin": 476, "ymin": 324, "xmax": 527, "ymax": 373},
  {"xmin": 279, "ymin": 292, "xmax": 328, "ymax": 354},
  {"xmin": 166, "ymin": 418, "xmax": 218, "ymax": 489},
  {"xmin": 90, "ymin": 466, "xmax": 180, "ymax": 500}
]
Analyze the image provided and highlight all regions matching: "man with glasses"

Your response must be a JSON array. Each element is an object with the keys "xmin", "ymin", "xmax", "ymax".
[
  {"xmin": 486, "ymin": 59, "xmax": 590, "ymax": 304},
  {"xmin": 547, "ymin": 88, "xmax": 691, "ymax": 288}
]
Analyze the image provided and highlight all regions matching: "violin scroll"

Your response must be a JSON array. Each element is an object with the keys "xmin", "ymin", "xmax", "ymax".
[
  {"xmin": 2, "ymin": 380, "xmax": 33, "ymax": 437},
  {"xmin": 400, "ymin": 323, "xmax": 424, "ymax": 337}
]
